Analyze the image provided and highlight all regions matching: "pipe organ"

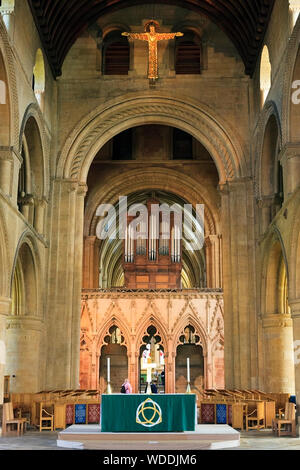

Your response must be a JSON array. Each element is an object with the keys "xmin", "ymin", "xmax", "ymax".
[{"xmin": 123, "ymin": 199, "xmax": 182, "ymax": 289}]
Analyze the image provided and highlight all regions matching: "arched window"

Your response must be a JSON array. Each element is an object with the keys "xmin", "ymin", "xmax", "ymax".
[
  {"xmin": 289, "ymin": 0, "xmax": 300, "ymax": 28},
  {"xmin": 103, "ymin": 31, "xmax": 130, "ymax": 75},
  {"xmin": 260, "ymin": 46, "xmax": 271, "ymax": 107},
  {"xmin": 175, "ymin": 31, "xmax": 202, "ymax": 75},
  {"xmin": 33, "ymin": 49, "xmax": 45, "ymax": 109}
]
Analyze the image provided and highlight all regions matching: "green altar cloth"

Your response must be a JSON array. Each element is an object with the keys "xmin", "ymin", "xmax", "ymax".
[{"xmin": 101, "ymin": 394, "xmax": 196, "ymax": 432}]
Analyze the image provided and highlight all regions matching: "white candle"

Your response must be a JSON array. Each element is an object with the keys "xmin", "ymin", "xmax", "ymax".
[
  {"xmin": 187, "ymin": 358, "xmax": 190, "ymax": 383},
  {"xmin": 107, "ymin": 357, "xmax": 110, "ymax": 383}
]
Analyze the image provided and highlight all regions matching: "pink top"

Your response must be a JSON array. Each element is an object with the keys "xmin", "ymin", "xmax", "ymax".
[{"xmin": 124, "ymin": 382, "xmax": 132, "ymax": 394}]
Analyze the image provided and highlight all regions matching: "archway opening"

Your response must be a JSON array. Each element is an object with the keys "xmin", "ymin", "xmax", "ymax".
[
  {"xmin": 139, "ymin": 326, "xmax": 165, "ymax": 394},
  {"xmin": 99, "ymin": 326, "xmax": 128, "ymax": 393},
  {"xmin": 0, "ymin": 50, "xmax": 10, "ymax": 146},
  {"xmin": 175, "ymin": 325, "xmax": 204, "ymax": 397},
  {"xmin": 262, "ymin": 239, "xmax": 295, "ymax": 393},
  {"xmin": 5, "ymin": 241, "xmax": 41, "ymax": 393}
]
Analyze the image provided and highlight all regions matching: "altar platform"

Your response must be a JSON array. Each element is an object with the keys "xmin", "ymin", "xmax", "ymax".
[{"xmin": 57, "ymin": 424, "xmax": 240, "ymax": 450}]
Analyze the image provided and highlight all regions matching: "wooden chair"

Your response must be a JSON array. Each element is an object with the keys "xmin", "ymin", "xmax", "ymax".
[
  {"xmin": 39, "ymin": 403, "xmax": 54, "ymax": 432},
  {"xmin": 2, "ymin": 402, "xmax": 27, "ymax": 436},
  {"xmin": 232, "ymin": 403, "xmax": 247, "ymax": 430},
  {"xmin": 272, "ymin": 402, "xmax": 296, "ymax": 437},
  {"xmin": 245, "ymin": 401, "xmax": 265, "ymax": 431}
]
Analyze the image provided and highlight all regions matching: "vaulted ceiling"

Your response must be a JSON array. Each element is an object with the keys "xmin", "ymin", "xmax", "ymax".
[{"xmin": 28, "ymin": 0, "xmax": 275, "ymax": 78}]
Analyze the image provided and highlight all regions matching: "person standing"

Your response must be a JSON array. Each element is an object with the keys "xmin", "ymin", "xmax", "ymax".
[{"xmin": 121, "ymin": 378, "xmax": 132, "ymax": 394}]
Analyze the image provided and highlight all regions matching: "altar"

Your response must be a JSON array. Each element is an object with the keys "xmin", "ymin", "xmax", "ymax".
[{"xmin": 101, "ymin": 394, "xmax": 196, "ymax": 432}]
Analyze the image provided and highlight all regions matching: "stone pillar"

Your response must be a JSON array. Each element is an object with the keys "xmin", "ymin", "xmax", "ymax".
[
  {"xmin": 205, "ymin": 234, "xmax": 222, "ymax": 288},
  {"xmin": 262, "ymin": 313, "xmax": 295, "ymax": 393},
  {"xmin": 83, "ymin": 236, "xmax": 100, "ymax": 288},
  {"xmin": 5, "ymin": 316, "xmax": 44, "ymax": 393},
  {"xmin": 290, "ymin": 299, "xmax": 300, "ymax": 434},
  {"xmin": 220, "ymin": 179, "xmax": 258, "ymax": 389},
  {"xmin": 0, "ymin": 297, "xmax": 10, "ymax": 404},
  {"xmin": 34, "ymin": 198, "xmax": 47, "ymax": 236},
  {"xmin": 167, "ymin": 351, "xmax": 176, "ymax": 394},
  {"xmin": 257, "ymin": 196, "xmax": 276, "ymax": 235},
  {"xmin": 0, "ymin": 147, "xmax": 21, "ymax": 201},
  {"xmin": 19, "ymin": 194, "xmax": 34, "ymax": 224},
  {"xmin": 280, "ymin": 144, "xmax": 300, "ymax": 198},
  {"xmin": 45, "ymin": 179, "xmax": 87, "ymax": 389}
]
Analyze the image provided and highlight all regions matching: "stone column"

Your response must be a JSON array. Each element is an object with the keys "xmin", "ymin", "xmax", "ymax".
[
  {"xmin": 45, "ymin": 179, "xmax": 87, "ymax": 389},
  {"xmin": 83, "ymin": 236, "xmax": 100, "ymax": 288},
  {"xmin": 34, "ymin": 198, "xmax": 47, "ymax": 236},
  {"xmin": 205, "ymin": 234, "xmax": 222, "ymax": 288},
  {"xmin": 0, "ymin": 147, "xmax": 21, "ymax": 201},
  {"xmin": 280, "ymin": 144, "xmax": 300, "ymax": 199},
  {"xmin": 290, "ymin": 299, "xmax": 300, "ymax": 433},
  {"xmin": 5, "ymin": 316, "xmax": 44, "ymax": 393},
  {"xmin": 128, "ymin": 351, "xmax": 137, "ymax": 393},
  {"xmin": 262, "ymin": 313, "xmax": 295, "ymax": 393},
  {"xmin": 220, "ymin": 179, "xmax": 258, "ymax": 389},
  {"xmin": 0, "ymin": 297, "xmax": 10, "ymax": 404}
]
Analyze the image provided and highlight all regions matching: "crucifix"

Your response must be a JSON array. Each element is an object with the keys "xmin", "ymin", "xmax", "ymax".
[{"xmin": 122, "ymin": 22, "xmax": 183, "ymax": 80}]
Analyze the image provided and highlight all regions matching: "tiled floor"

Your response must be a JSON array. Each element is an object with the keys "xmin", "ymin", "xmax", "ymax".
[{"xmin": 0, "ymin": 428, "xmax": 299, "ymax": 450}]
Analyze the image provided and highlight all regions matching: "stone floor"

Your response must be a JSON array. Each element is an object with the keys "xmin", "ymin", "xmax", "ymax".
[{"xmin": 0, "ymin": 428, "xmax": 300, "ymax": 450}]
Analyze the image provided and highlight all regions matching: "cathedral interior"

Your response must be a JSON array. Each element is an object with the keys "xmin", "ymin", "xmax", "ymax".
[{"xmin": 1, "ymin": 0, "xmax": 300, "ymax": 441}]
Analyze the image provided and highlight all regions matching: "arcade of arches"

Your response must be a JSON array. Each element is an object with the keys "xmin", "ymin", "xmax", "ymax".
[{"xmin": 1, "ymin": 0, "xmax": 300, "ymax": 431}]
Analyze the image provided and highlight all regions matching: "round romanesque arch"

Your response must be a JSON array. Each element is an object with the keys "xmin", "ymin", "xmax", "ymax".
[
  {"xmin": 19, "ymin": 103, "xmax": 50, "ymax": 199},
  {"xmin": 85, "ymin": 167, "xmax": 219, "ymax": 238},
  {"xmin": 57, "ymin": 93, "xmax": 247, "ymax": 185},
  {"xmin": 254, "ymin": 101, "xmax": 282, "ymax": 199},
  {"xmin": 0, "ymin": 15, "xmax": 19, "ymax": 147}
]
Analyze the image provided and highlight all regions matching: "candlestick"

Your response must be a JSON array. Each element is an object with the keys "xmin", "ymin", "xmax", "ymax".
[
  {"xmin": 187, "ymin": 358, "xmax": 190, "ymax": 382},
  {"xmin": 106, "ymin": 357, "xmax": 112, "ymax": 394}
]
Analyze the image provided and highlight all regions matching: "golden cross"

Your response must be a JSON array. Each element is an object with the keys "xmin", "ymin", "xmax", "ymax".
[{"xmin": 122, "ymin": 23, "xmax": 183, "ymax": 80}]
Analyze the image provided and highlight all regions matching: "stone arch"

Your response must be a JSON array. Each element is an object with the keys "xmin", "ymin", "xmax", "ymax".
[
  {"xmin": 172, "ymin": 314, "xmax": 208, "ymax": 357},
  {"xmin": 0, "ymin": 15, "xmax": 18, "ymax": 146},
  {"xmin": 57, "ymin": 93, "xmax": 247, "ymax": 185},
  {"xmin": 85, "ymin": 168, "xmax": 219, "ymax": 237},
  {"xmin": 19, "ymin": 104, "xmax": 49, "ymax": 198},
  {"xmin": 261, "ymin": 227, "xmax": 289, "ymax": 317},
  {"xmin": 96, "ymin": 315, "xmax": 131, "ymax": 352},
  {"xmin": 0, "ymin": 205, "xmax": 9, "ymax": 297},
  {"xmin": 255, "ymin": 101, "xmax": 282, "ymax": 199},
  {"xmin": 10, "ymin": 231, "xmax": 42, "ymax": 317},
  {"xmin": 135, "ymin": 315, "xmax": 168, "ymax": 354},
  {"xmin": 282, "ymin": 14, "xmax": 300, "ymax": 143}
]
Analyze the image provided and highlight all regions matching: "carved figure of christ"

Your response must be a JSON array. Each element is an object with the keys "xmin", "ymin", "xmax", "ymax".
[{"xmin": 122, "ymin": 24, "xmax": 183, "ymax": 79}]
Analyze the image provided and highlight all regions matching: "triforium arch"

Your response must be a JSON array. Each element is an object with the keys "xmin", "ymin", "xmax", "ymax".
[
  {"xmin": 255, "ymin": 100, "xmax": 282, "ymax": 199},
  {"xmin": 260, "ymin": 227, "xmax": 295, "ymax": 393},
  {"xmin": 57, "ymin": 93, "xmax": 247, "ymax": 184},
  {"xmin": 19, "ymin": 103, "xmax": 50, "ymax": 198},
  {"xmin": 0, "ymin": 15, "xmax": 18, "ymax": 147}
]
